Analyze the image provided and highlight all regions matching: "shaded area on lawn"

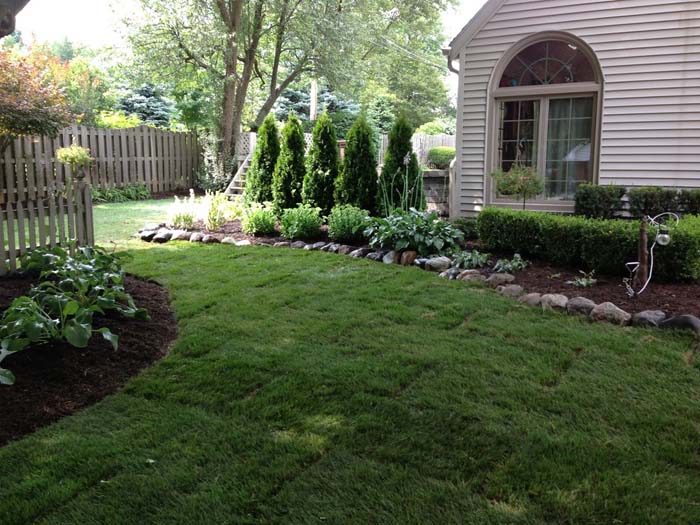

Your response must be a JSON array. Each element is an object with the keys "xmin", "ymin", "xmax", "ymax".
[{"xmin": 1, "ymin": 244, "xmax": 699, "ymax": 524}]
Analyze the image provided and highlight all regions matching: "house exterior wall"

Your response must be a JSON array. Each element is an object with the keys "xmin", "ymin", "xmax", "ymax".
[{"xmin": 455, "ymin": 0, "xmax": 700, "ymax": 217}]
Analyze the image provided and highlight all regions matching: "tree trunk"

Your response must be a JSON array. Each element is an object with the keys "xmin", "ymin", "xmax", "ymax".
[
  {"xmin": 217, "ymin": 0, "xmax": 244, "ymax": 167},
  {"xmin": 633, "ymin": 217, "xmax": 649, "ymax": 291}
]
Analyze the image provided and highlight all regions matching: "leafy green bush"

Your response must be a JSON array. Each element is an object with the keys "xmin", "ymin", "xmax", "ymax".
[
  {"xmin": 427, "ymin": 146, "xmax": 455, "ymax": 169},
  {"xmin": 451, "ymin": 250, "xmax": 489, "ymax": 270},
  {"xmin": 241, "ymin": 205, "xmax": 277, "ymax": 236},
  {"xmin": 379, "ymin": 115, "xmax": 425, "ymax": 215},
  {"xmin": 415, "ymin": 119, "xmax": 456, "ymax": 135},
  {"xmin": 335, "ymin": 115, "xmax": 379, "ymax": 214},
  {"xmin": 477, "ymin": 207, "xmax": 700, "ymax": 280},
  {"xmin": 302, "ymin": 112, "xmax": 339, "ymax": 215},
  {"xmin": 493, "ymin": 254, "xmax": 528, "ymax": 274},
  {"xmin": 169, "ymin": 190, "xmax": 198, "ymax": 230},
  {"xmin": 452, "ymin": 217, "xmax": 479, "ymax": 240},
  {"xmin": 327, "ymin": 205, "xmax": 370, "ymax": 244},
  {"xmin": 679, "ymin": 189, "xmax": 700, "ymax": 216},
  {"xmin": 574, "ymin": 184, "xmax": 625, "ymax": 219},
  {"xmin": 280, "ymin": 204, "xmax": 323, "ymax": 240},
  {"xmin": 366, "ymin": 209, "xmax": 464, "ymax": 257},
  {"xmin": 246, "ymin": 114, "xmax": 280, "ymax": 203},
  {"xmin": 92, "ymin": 184, "xmax": 151, "ymax": 204},
  {"xmin": 628, "ymin": 187, "xmax": 679, "ymax": 217},
  {"xmin": 203, "ymin": 191, "xmax": 228, "ymax": 231},
  {"xmin": 490, "ymin": 165, "xmax": 543, "ymax": 210},
  {"xmin": 272, "ymin": 114, "xmax": 306, "ymax": 214},
  {"xmin": 56, "ymin": 143, "xmax": 93, "ymax": 173},
  {"xmin": 0, "ymin": 246, "xmax": 149, "ymax": 385}
]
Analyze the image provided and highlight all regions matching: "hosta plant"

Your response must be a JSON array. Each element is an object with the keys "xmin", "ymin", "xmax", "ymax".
[
  {"xmin": 0, "ymin": 246, "xmax": 149, "ymax": 385},
  {"xmin": 493, "ymin": 254, "xmax": 528, "ymax": 274},
  {"xmin": 365, "ymin": 209, "xmax": 464, "ymax": 257},
  {"xmin": 451, "ymin": 250, "xmax": 490, "ymax": 270}
]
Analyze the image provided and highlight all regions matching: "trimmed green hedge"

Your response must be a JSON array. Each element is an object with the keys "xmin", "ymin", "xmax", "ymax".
[
  {"xmin": 477, "ymin": 207, "xmax": 700, "ymax": 281},
  {"xmin": 574, "ymin": 184, "xmax": 625, "ymax": 219},
  {"xmin": 427, "ymin": 147, "xmax": 456, "ymax": 169},
  {"xmin": 574, "ymin": 184, "xmax": 700, "ymax": 219}
]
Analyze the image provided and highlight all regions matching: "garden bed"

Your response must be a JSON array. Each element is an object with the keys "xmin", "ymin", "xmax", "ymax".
[{"xmin": 0, "ymin": 275, "xmax": 176, "ymax": 446}]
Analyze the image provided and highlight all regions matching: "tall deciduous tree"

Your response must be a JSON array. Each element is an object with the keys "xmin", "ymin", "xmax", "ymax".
[
  {"xmin": 0, "ymin": 50, "xmax": 73, "ymax": 154},
  {"xmin": 335, "ymin": 115, "xmax": 378, "ymax": 214},
  {"xmin": 302, "ymin": 112, "xmax": 339, "ymax": 215},
  {"xmin": 272, "ymin": 114, "xmax": 305, "ymax": 214},
  {"xmin": 246, "ymin": 114, "xmax": 280, "ymax": 203}
]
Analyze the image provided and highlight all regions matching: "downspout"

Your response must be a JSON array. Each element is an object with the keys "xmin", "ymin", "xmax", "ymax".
[
  {"xmin": 443, "ymin": 47, "xmax": 460, "ymax": 218},
  {"xmin": 442, "ymin": 47, "xmax": 459, "ymax": 74}
]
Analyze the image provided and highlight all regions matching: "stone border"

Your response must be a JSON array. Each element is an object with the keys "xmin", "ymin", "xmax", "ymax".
[{"xmin": 137, "ymin": 225, "xmax": 700, "ymax": 335}]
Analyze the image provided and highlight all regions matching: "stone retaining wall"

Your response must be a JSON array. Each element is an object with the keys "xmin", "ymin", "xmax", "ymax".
[{"xmin": 424, "ymin": 169, "xmax": 449, "ymax": 216}]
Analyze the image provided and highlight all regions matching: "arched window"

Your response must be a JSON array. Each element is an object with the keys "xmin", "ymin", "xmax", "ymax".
[{"xmin": 492, "ymin": 36, "xmax": 601, "ymax": 203}]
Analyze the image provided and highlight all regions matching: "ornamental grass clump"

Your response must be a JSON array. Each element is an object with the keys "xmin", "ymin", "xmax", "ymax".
[
  {"xmin": 280, "ymin": 204, "xmax": 323, "ymax": 240},
  {"xmin": 327, "ymin": 205, "xmax": 370, "ymax": 244}
]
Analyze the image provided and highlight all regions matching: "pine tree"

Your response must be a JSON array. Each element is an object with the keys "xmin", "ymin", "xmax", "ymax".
[
  {"xmin": 246, "ymin": 115, "xmax": 280, "ymax": 203},
  {"xmin": 379, "ymin": 114, "xmax": 425, "ymax": 215},
  {"xmin": 302, "ymin": 112, "xmax": 339, "ymax": 215},
  {"xmin": 335, "ymin": 115, "xmax": 378, "ymax": 214},
  {"xmin": 272, "ymin": 114, "xmax": 306, "ymax": 214}
]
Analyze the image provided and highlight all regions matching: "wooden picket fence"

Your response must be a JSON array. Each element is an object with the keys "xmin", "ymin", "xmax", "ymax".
[{"xmin": 377, "ymin": 134, "xmax": 455, "ymax": 167}]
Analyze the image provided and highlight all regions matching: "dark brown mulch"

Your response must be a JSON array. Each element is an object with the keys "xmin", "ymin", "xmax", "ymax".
[
  {"xmin": 196, "ymin": 219, "xmax": 330, "ymax": 245},
  {"xmin": 0, "ymin": 276, "xmax": 176, "ymax": 447},
  {"xmin": 506, "ymin": 260, "xmax": 700, "ymax": 318}
]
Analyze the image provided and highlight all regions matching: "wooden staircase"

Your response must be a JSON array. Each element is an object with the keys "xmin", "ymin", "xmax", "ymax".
[{"xmin": 224, "ymin": 155, "xmax": 252, "ymax": 197}]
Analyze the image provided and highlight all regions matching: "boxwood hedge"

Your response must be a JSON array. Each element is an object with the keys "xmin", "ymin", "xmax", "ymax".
[{"xmin": 477, "ymin": 207, "xmax": 700, "ymax": 281}]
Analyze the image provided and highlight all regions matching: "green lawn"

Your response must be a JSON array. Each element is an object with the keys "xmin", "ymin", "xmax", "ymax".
[
  {"xmin": 1, "ymin": 202, "xmax": 699, "ymax": 523},
  {"xmin": 94, "ymin": 198, "xmax": 172, "ymax": 250}
]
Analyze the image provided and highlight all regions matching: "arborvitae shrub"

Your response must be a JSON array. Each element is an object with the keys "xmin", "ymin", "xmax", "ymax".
[
  {"xmin": 335, "ymin": 115, "xmax": 379, "ymax": 215},
  {"xmin": 246, "ymin": 114, "xmax": 280, "ymax": 203},
  {"xmin": 272, "ymin": 115, "xmax": 306, "ymax": 214},
  {"xmin": 379, "ymin": 114, "xmax": 425, "ymax": 215},
  {"xmin": 302, "ymin": 113, "xmax": 339, "ymax": 215}
]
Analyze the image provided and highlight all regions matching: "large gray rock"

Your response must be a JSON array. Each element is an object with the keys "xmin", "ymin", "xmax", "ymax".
[
  {"xmin": 414, "ymin": 258, "xmax": 429, "ymax": 269},
  {"xmin": 497, "ymin": 284, "xmax": 524, "ymax": 298},
  {"xmin": 541, "ymin": 294, "xmax": 569, "ymax": 311},
  {"xmin": 461, "ymin": 273, "xmax": 487, "ymax": 284},
  {"xmin": 457, "ymin": 270, "xmax": 481, "ymax": 280},
  {"xmin": 338, "ymin": 245, "xmax": 355, "ymax": 255},
  {"xmin": 189, "ymin": 232, "xmax": 205, "ymax": 243},
  {"xmin": 383, "ymin": 251, "xmax": 399, "ymax": 264},
  {"xmin": 291, "ymin": 241, "xmax": 307, "ymax": 249},
  {"xmin": 139, "ymin": 230, "xmax": 157, "ymax": 242},
  {"xmin": 425, "ymin": 256, "xmax": 452, "ymax": 272},
  {"xmin": 309, "ymin": 241, "xmax": 327, "ymax": 251},
  {"xmin": 567, "ymin": 297, "xmax": 597, "ymax": 316},
  {"xmin": 141, "ymin": 222, "xmax": 166, "ymax": 233},
  {"xmin": 202, "ymin": 235, "xmax": 220, "ymax": 244},
  {"xmin": 439, "ymin": 268, "xmax": 462, "ymax": 280},
  {"xmin": 350, "ymin": 248, "xmax": 372, "ymax": 258},
  {"xmin": 235, "ymin": 240, "xmax": 252, "ymax": 247},
  {"xmin": 170, "ymin": 230, "xmax": 191, "ymax": 241},
  {"xmin": 632, "ymin": 310, "xmax": 667, "ymax": 328},
  {"xmin": 366, "ymin": 252, "xmax": 384, "ymax": 262},
  {"xmin": 519, "ymin": 293, "xmax": 542, "ymax": 307},
  {"xmin": 326, "ymin": 243, "xmax": 342, "ymax": 254},
  {"xmin": 274, "ymin": 241, "xmax": 291, "ymax": 248},
  {"xmin": 590, "ymin": 302, "xmax": 631, "ymax": 325},
  {"xmin": 486, "ymin": 273, "xmax": 515, "ymax": 288},
  {"xmin": 221, "ymin": 237, "xmax": 236, "ymax": 245},
  {"xmin": 152, "ymin": 229, "xmax": 173, "ymax": 243},
  {"xmin": 660, "ymin": 315, "xmax": 700, "ymax": 333}
]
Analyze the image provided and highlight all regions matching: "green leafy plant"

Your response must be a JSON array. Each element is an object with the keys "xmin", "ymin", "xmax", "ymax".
[
  {"xmin": 0, "ymin": 246, "xmax": 149, "ymax": 385},
  {"xmin": 491, "ymin": 164, "xmax": 544, "ymax": 210},
  {"xmin": 335, "ymin": 115, "xmax": 379, "ymax": 214},
  {"xmin": 56, "ymin": 143, "xmax": 93, "ymax": 175},
  {"xmin": 246, "ymin": 114, "xmax": 280, "ymax": 203},
  {"xmin": 451, "ymin": 250, "xmax": 490, "ymax": 270},
  {"xmin": 628, "ymin": 186, "xmax": 680, "ymax": 218},
  {"xmin": 203, "ymin": 191, "xmax": 228, "ymax": 231},
  {"xmin": 169, "ymin": 190, "xmax": 198, "ymax": 230},
  {"xmin": 493, "ymin": 254, "xmax": 528, "ymax": 274},
  {"xmin": 451, "ymin": 218, "xmax": 479, "ymax": 241},
  {"xmin": 327, "ymin": 205, "xmax": 370, "ymax": 244},
  {"xmin": 280, "ymin": 204, "xmax": 323, "ymax": 240},
  {"xmin": 574, "ymin": 184, "xmax": 625, "ymax": 219},
  {"xmin": 427, "ymin": 146, "xmax": 456, "ymax": 169},
  {"xmin": 241, "ymin": 204, "xmax": 277, "ymax": 236},
  {"xmin": 567, "ymin": 270, "xmax": 598, "ymax": 288},
  {"xmin": 272, "ymin": 114, "xmax": 306, "ymax": 215},
  {"xmin": 92, "ymin": 184, "xmax": 151, "ymax": 204},
  {"xmin": 302, "ymin": 112, "xmax": 339, "ymax": 215},
  {"xmin": 366, "ymin": 209, "xmax": 464, "ymax": 257}
]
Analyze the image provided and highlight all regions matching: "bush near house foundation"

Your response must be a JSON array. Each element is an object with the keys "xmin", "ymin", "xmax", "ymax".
[
  {"xmin": 477, "ymin": 207, "xmax": 700, "ymax": 281},
  {"xmin": 574, "ymin": 184, "xmax": 700, "ymax": 219}
]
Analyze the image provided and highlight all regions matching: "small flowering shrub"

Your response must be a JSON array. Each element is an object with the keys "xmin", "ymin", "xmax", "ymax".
[
  {"xmin": 366, "ymin": 209, "xmax": 464, "ymax": 257},
  {"xmin": 327, "ymin": 205, "xmax": 370, "ymax": 244},
  {"xmin": 242, "ymin": 204, "xmax": 277, "ymax": 236},
  {"xmin": 280, "ymin": 204, "xmax": 323, "ymax": 240}
]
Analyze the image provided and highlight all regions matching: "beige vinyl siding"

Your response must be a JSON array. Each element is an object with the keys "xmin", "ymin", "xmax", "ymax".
[{"xmin": 456, "ymin": 0, "xmax": 700, "ymax": 216}]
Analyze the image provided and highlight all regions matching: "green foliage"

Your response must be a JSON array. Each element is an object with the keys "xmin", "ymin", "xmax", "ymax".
[
  {"xmin": 302, "ymin": 113, "xmax": 339, "ymax": 215},
  {"xmin": 427, "ymin": 146, "xmax": 456, "ymax": 169},
  {"xmin": 379, "ymin": 115, "xmax": 425, "ymax": 215},
  {"xmin": 491, "ymin": 165, "xmax": 544, "ymax": 209},
  {"xmin": 56, "ymin": 144, "xmax": 93, "ymax": 173},
  {"xmin": 366, "ymin": 209, "xmax": 464, "ymax": 257},
  {"xmin": 272, "ymin": 115, "xmax": 306, "ymax": 214},
  {"xmin": 274, "ymin": 87, "xmax": 360, "ymax": 139},
  {"xmin": 628, "ymin": 187, "xmax": 680, "ymax": 217},
  {"xmin": 415, "ymin": 119, "xmax": 456, "ymax": 135},
  {"xmin": 280, "ymin": 204, "xmax": 323, "ymax": 240},
  {"xmin": 0, "ymin": 246, "xmax": 148, "ymax": 385},
  {"xmin": 203, "ymin": 191, "xmax": 229, "ymax": 231},
  {"xmin": 241, "ymin": 204, "xmax": 277, "ymax": 236},
  {"xmin": 451, "ymin": 250, "xmax": 490, "ymax": 270},
  {"xmin": 246, "ymin": 114, "xmax": 280, "ymax": 204},
  {"xmin": 92, "ymin": 184, "xmax": 151, "ymax": 204},
  {"xmin": 327, "ymin": 205, "xmax": 370, "ymax": 244},
  {"xmin": 567, "ymin": 270, "xmax": 598, "ymax": 288},
  {"xmin": 493, "ymin": 254, "xmax": 528, "ymax": 274},
  {"xmin": 169, "ymin": 190, "xmax": 198, "ymax": 230},
  {"xmin": 574, "ymin": 184, "xmax": 625, "ymax": 219},
  {"xmin": 335, "ymin": 115, "xmax": 379, "ymax": 214},
  {"xmin": 679, "ymin": 189, "xmax": 700, "ymax": 216},
  {"xmin": 118, "ymin": 83, "xmax": 173, "ymax": 128},
  {"xmin": 364, "ymin": 94, "xmax": 397, "ymax": 135},
  {"xmin": 451, "ymin": 218, "xmax": 479, "ymax": 241},
  {"xmin": 95, "ymin": 110, "xmax": 141, "ymax": 129},
  {"xmin": 477, "ymin": 207, "xmax": 700, "ymax": 280}
]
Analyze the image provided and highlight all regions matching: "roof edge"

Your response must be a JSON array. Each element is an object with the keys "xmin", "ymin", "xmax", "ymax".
[{"xmin": 446, "ymin": 0, "xmax": 508, "ymax": 59}]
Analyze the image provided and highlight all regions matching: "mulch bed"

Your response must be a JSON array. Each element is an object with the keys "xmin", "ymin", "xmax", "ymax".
[
  {"xmin": 501, "ymin": 260, "xmax": 700, "ymax": 319},
  {"xmin": 196, "ymin": 219, "xmax": 330, "ymax": 245},
  {"xmin": 0, "ymin": 276, "xmax": 176, "ymax": 447}
]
